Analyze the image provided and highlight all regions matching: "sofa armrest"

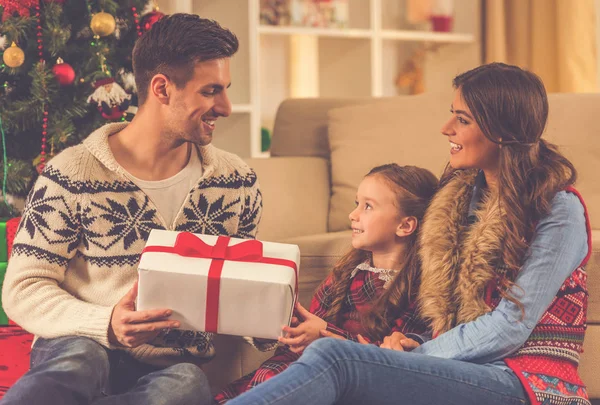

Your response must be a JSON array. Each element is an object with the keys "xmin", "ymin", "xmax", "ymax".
[{"xmin": 245, "ymin": 157, "xmax": 330, "ymax": 241}]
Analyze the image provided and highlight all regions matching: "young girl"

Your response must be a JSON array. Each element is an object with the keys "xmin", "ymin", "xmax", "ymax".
[{"xmin": 215, "ymin": 164, "xmax": 438, "ymax": 403}]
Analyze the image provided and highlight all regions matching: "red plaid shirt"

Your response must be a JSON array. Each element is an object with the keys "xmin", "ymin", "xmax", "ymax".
[
  {"xmin": 215, "ymin": 265, "xmax": 427, "ymax": 403},
  {"xmin": 311, "ymin": 266, "xmax": 425, "ymax": 344}
]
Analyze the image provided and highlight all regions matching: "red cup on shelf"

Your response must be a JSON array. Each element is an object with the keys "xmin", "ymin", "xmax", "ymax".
[{"xmin": 431, "ymin": 15, "xmax": 453, "ymax": 32}]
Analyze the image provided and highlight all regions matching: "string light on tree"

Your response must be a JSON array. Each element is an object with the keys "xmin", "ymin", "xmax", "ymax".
[
  {"xmin": 34, "ymin": 2, "xmax": 49, "ymax": 173},
  {"xmin": 2, "ymin": 42, "xmax": 25, "ymax": 68},
  {"xmin": 0, "ymin": 81, "xmax": 12, "ymax": 96},
  {"xmin": 132, "ymin": 6, "xmax": 143, "ymax": 37}
]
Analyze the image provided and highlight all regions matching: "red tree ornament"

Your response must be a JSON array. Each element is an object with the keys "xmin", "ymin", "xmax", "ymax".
[
  {"xmin": 0, "ymin": 0, "xmax": 37, "ymax": 21},
  {"xmin": 52, "ymin": 58, "xmax": 75, "ymax": 86},
  {"xmin": 140, "ymin": 10, "xmax": 165, "ymax": 32}
]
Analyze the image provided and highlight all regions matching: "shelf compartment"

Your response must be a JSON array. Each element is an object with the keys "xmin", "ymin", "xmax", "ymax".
[
  {"xmin": 381, "ymin": 30, "xmax": 474, "ymax": 43},
  {"xmin": 259, "ymin": 25, "xmax": 372, "ymax": 38}
]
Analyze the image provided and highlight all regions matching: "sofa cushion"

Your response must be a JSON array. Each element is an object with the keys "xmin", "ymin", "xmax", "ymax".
[
  {"xmin": 327, "ymin": 93, "xmax": 451, "ymax": 232},
  {"xmin": 281, "ymin": 231, "xmax": 352, "ymax": 308},
  {"xmin": 544, "ymin": 94, "xmax": 600, "ymax": 229},
  {"xmin": 246, "ymin": 156, "xmax": 330, "ymax": 241},
  {"xmin": 326, "ymin": 93, "xmax": 600, "ymax": 232},
  {"xmin": 579, "ymin": 324, "xmax": 600, "ymax": 398},
  {"xmin": 271, "ymin": 99, "xmax": 366, "ymax": 158},
  {"xmin": 587, "ymin": 230, "xmax": 600, "ymax": 324}
]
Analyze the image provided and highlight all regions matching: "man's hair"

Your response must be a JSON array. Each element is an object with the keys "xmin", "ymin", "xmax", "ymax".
[{"xmin": 132, "ymin": 13, "xmax": 239, "ymax": 105}]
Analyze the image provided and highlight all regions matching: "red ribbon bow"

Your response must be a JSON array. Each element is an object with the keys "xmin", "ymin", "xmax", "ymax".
[
  {"xmin": 142, "ymin": 232, "xmax": 298, "ymax": 333},
  {"xmin": 172, "ymin": 231, "xmax": 264, "ymax": 261}
]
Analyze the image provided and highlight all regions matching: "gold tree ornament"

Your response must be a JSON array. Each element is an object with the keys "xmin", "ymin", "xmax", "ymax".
[
  {"xmin": 90, "ymin": 11, "xmax": 116, "ymax": 37},
  {"xmin": 3, "ymin": 42, "xmax": 25, "ymax": 68}
]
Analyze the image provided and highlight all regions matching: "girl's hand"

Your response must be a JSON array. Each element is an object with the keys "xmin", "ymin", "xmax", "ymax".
[
  {"xmin": 320, "ymin": 330, "xmax": 371, "ymax": 345},
  {"xmin": 380, "ymin": 332, "xmax": 420, "ymax": 352},
  {"xmin": 278, "ymin": 302, "xmax": 327, "ymax": 353}
]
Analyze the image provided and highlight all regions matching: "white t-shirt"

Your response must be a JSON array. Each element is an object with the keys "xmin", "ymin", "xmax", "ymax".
[{"xmin": 125, "ymin": 146, "xmax": 203, "ymax": 229}]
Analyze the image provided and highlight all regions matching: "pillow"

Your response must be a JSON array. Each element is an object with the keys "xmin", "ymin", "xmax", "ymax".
[
  {"xmin": 327, "ymin": 92, "xmax": 452, "ymax": 232},
  {"xmin": 545, "ymin": 93, "xmax": 600, "ymax": 228}
]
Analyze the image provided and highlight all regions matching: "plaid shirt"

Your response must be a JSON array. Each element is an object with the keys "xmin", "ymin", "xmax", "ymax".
[{"xmin": 215, "ymin": 264, "xmax": 426, "ymax": 403}]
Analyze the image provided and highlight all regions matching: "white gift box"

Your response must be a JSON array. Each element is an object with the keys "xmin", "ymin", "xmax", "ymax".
[{"xmin": 137, "ymin": 230, "xmax": 300, "ymax": 340}]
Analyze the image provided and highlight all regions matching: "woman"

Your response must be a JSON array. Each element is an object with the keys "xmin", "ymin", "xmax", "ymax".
[{"xmin": 227, "ymin": 63, "xmax": 592, "ymax": 405}]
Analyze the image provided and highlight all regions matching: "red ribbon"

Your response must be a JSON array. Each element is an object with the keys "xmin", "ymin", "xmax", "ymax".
[{"xmin": 142, "ymin": 232, "xmax": 298, "ymax": 333}]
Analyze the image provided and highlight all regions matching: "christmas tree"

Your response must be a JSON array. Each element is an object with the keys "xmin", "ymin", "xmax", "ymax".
[{"xmin": 0, "ymin": 0, "xmax": 165, "ymax": 216}]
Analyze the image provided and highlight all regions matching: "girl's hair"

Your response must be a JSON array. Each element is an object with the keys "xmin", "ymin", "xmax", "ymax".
[
  {"xmin": 442, "ymin": 62, "xmax": 577, "ymax": 308},
  {"xmin": 321, "ymin": 164, "xmax": 438, "ymax": 341}
]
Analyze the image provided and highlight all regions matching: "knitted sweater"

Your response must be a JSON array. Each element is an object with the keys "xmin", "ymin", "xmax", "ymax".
[{"xmin": 1, "ymin": 123, "xmax": 262, "ymax": 366}]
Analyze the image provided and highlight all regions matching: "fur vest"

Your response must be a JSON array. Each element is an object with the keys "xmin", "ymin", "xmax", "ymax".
[{"xmin": 418, "ymin": 170, "xmax": 592, "ymax": 405}]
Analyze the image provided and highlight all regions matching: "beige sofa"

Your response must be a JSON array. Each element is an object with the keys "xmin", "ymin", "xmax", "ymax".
[{"xmin": 202, "ymin": 93, "xmax": 600, "ymax": 400}]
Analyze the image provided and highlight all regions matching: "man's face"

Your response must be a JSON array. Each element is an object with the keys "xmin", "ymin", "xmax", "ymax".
[{"xmin": 165, "ymin": 58, "xmax": 232, "ymax": 146}]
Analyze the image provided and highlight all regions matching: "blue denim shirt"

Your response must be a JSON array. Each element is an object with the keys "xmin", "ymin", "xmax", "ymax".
[{"xmin": 412, "ymin": 189, "xmax": 588, "ymax": 368}]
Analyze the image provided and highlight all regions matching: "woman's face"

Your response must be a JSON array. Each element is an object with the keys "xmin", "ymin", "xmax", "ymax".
[{"xmin": 441, "ymin": 89, "xmax": 500, "ymax": 174}]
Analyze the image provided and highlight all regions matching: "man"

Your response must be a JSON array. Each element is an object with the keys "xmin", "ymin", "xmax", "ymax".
[{"xmin": 1, "ymin": 14, "xmax": 261, "ymax": 405}]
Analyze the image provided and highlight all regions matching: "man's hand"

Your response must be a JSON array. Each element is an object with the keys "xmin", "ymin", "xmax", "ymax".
[
  {"xmin": 380, "ymin": 332, "xmax": 420, "ymax": 352},
  {"xmin": 108, "ymin": 281, "xmax": 180, "ymax": 348},
  {"xmin": 278, "ymin": 302, "xmax": 327, "ymax": 353}
]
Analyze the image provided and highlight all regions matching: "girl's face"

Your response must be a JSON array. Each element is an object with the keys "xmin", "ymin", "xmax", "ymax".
[
  {"xmin": 349, "ymin": 175, "xmax": 404, "ymax": 253},
  {"xmin": 441, "ymin": 89, "xmax": 500, "ymax": 175}
]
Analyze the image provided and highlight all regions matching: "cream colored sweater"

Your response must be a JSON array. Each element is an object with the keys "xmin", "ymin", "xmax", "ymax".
[{"xmin": 1, "ymin": 123, "xmax": 262, "ymax": 366}]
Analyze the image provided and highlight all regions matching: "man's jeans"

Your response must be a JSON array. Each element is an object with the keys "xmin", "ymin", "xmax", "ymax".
[
  {"xmin": 1, "ymin": 336, "xmax": 213, "ymax": 405},
  {"xmin": 227, "ymin": 338, "xmax": 529, "ymax": 405}
]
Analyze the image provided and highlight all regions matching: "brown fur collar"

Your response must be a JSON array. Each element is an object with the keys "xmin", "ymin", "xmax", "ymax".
[{"xmin": 418, "ymin": 170, "xmax": 508, "ymax": 335}]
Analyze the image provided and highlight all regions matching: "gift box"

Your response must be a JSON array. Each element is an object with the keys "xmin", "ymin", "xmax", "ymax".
[{"xmin": 137, "ymin": 230, "xmax": 300, "ymax": 340}]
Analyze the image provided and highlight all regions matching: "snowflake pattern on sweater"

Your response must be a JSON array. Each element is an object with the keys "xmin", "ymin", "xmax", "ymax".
[{"xmin": 2, "ymin": 123, "xmax": 262, "ymax": 367}]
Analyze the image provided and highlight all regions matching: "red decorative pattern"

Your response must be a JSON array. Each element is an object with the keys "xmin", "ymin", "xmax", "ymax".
[
  {"xmin": 5, "ymin": 217, "xmax": 19, "ymax": 259},
  {"xmin": 1, "ymin": 218, "xmax": 33, "ymax": 399},
  {"xmin": 0, "ymin": 0, "xmax": 37, "ymax": 21},
  {"xmin": 0, "ymin": 327, "xmax": 34, "ymax": 399},
  {"xmin": 140, "ymin": 10, "xmax": 165, "ymax": 32},
  {"xmin": 498, "ymin": 188, "xmax": 592, "ymax": 405}
]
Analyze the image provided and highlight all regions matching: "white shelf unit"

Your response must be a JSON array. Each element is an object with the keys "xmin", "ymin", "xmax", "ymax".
[
  {"xmin": 161, "ymin": 0, "xmax": 481, "ymax": 158},
  {"xmin": 259, "ymin": 25, "xmax": 372, "ymax": 38}
]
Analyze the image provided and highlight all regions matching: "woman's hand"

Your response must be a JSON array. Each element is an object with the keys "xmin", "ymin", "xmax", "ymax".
[
  {"xmin": 380, "ymin": 332, "xmax": 420, "ymax": 352},
  {"xmin": 278, "ymin": 302, "xmax": 327, "ymax": 353}
]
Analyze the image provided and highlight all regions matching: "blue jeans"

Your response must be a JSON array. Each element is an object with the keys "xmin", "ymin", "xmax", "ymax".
[
  {"xmin": 1, "ymin": 336, "xmax": 212, "ymax": 405},
  {"xmin": 227, "ymin": 338, "xmax": 528, "ymax": 405}
]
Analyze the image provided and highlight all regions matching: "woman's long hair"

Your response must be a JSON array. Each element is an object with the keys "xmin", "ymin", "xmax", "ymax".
[
  {"xmin": 443, "ymin": 62, "xmax": 577, "ymax": 306},
  {"xmin": 321, "ymin": 164, "xmax": 438, "ymax": 341}
]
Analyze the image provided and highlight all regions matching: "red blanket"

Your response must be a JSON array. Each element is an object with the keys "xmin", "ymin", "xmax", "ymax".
[{"xmin": 0, "ymin": 326, "xmax": 33, "ymax": 398}]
